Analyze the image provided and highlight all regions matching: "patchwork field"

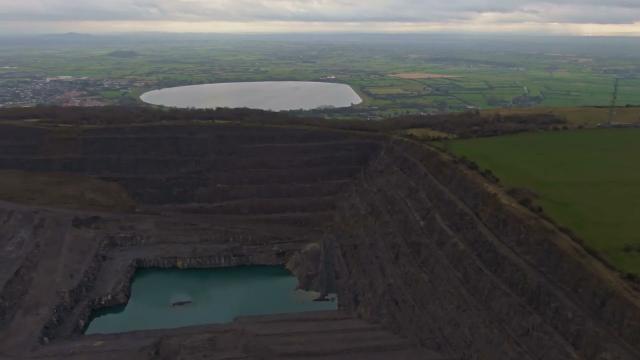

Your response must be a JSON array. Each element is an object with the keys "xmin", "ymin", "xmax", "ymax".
[
  {"xmin": 389, "ymin": 72, "xmax": 462, "ymax": 79},
  {"xmin": 3, "ymin": 35, "xmax": 640, "ymax": 118},
  {"xmin": 450, "ymin": 129, "xmax": 640, "ymax": 275}
]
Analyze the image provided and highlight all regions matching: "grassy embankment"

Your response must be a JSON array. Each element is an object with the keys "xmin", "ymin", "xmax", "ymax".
[
  {"xmin": 450, "ymin": 128, "xmax": 640, "ymax": 276},
  {"xmin": 0, "ymin": 170, "xmax": 136, "ymax": 212}
]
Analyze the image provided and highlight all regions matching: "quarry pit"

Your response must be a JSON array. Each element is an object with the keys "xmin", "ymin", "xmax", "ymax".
[{"xmin": 0, "ymin": 119, "xmax": 639, "ymax": 359}]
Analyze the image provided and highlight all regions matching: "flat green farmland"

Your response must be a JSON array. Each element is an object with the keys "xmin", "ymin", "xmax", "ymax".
[{"xmin": 450, "ymin": 129, "xmax": 640, "ymax": 275}]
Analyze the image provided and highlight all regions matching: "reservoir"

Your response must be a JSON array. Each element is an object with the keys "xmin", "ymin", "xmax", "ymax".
[
  {"xmin": 85, "ymin": 266, "xmax": 337, "ymax": 334},
  {"xmin": 140, "ymin": 81, "xmax": 362, "ymax": 111}
]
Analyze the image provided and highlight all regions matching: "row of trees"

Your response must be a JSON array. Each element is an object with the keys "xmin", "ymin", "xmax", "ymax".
[{"xmin": 0, "ymin": 105, "xmax": 566, "ymax": 138}]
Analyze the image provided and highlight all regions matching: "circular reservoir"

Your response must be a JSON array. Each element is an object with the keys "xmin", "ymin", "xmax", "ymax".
[
  {"xmin": 140, "ymin": 81, "xmax": 362, "ymax": 111},
  {"xmin": 85, "ymin": 266, "xmax": 337, "ymax": 334}
]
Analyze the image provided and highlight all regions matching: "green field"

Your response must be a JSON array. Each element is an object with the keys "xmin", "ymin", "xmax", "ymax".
[
  {"xmin": 450, "ymin": 129, "xmax": 640, "ymax": 275},
  {"xmin": 2, "ymin": 34, "xmax": 640, "ymax": 118}
]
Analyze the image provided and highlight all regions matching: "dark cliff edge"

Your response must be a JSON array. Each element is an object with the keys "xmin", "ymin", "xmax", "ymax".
[
  {"xmin": 333, "ymin": 139, "xmax": 640, "ymax": 359},
  {"xmin": 0, "ymin": 121, "xmax": 638, "ymax": 359}
]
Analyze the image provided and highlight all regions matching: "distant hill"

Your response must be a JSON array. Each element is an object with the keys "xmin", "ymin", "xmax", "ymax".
[{"xmin": 106, "ymin": 50, "xmax": 140, "ymax": 58}]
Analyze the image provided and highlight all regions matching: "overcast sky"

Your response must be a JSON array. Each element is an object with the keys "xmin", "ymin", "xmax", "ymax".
[{"xmin": 1, "ymin": 0, "xmax": 640, "ymax": 35}]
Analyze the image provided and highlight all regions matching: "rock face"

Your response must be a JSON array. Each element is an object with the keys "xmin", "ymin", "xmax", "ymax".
[
  {"xmin": 0, "ymin": 122, "xmax": 638, "ymax": 359},
  {"xmin": 333, "ymin": 140, "xmax": 640, "ymax": 359},
  {"xmin": 0, "ymin": 123, "xmax": 378, "ymax": 209}
]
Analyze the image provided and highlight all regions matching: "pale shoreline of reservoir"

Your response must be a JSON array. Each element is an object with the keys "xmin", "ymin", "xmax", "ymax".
[{"xmin": 140, "ymin": 81, "xmax": 362, "ymax": 111}]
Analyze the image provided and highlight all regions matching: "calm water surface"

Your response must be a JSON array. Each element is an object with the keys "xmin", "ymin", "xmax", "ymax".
[
  {"xmin": 85, "ymin": 266, "xmax": 337, "ymax": 334},
  {"xmin": 140, "ymin": 81, "xmax": 362, "ymax": 111}
]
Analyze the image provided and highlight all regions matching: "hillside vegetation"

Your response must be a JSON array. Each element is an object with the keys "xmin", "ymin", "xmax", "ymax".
[
  {"xmin": 450, "ymin": 128, "xmax": 640, "ymax": 276},
  {"xmin": 0, "ymin": 170, "xmax": 136, "ymax": 212},
  {"xmin": 482, "ymin": 106, "xmax": 640, "ymax": 127}
]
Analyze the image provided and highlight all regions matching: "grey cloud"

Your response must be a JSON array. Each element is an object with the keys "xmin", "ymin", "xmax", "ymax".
[{"xmin": 0, "ymin": 0, "xmax": 639, "ymax": 24}]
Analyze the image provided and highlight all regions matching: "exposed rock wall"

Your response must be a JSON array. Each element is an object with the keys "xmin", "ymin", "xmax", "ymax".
[
  {"xmin": 0, "ymin": 124, "xmax": 379, "ymax": 209},
  {"xmin": 0, "ymin": 229, "xmax": 41, "ymax": 329},
  {"xmin": 0, "ymin": 209, "xmax": 46, "ymax": 330},
  {"xmin": 41, "ymin": 244, "xmax": 106, "ymax": 343},
  {"xmin": 333, "ymin": 139, "xmax": 640, "ymax": 359}
]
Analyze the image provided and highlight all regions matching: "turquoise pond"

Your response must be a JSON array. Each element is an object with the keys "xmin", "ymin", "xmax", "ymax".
[{"xmin": 85, "ymin": 266, "xmax": 337, "ymax": 334}]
